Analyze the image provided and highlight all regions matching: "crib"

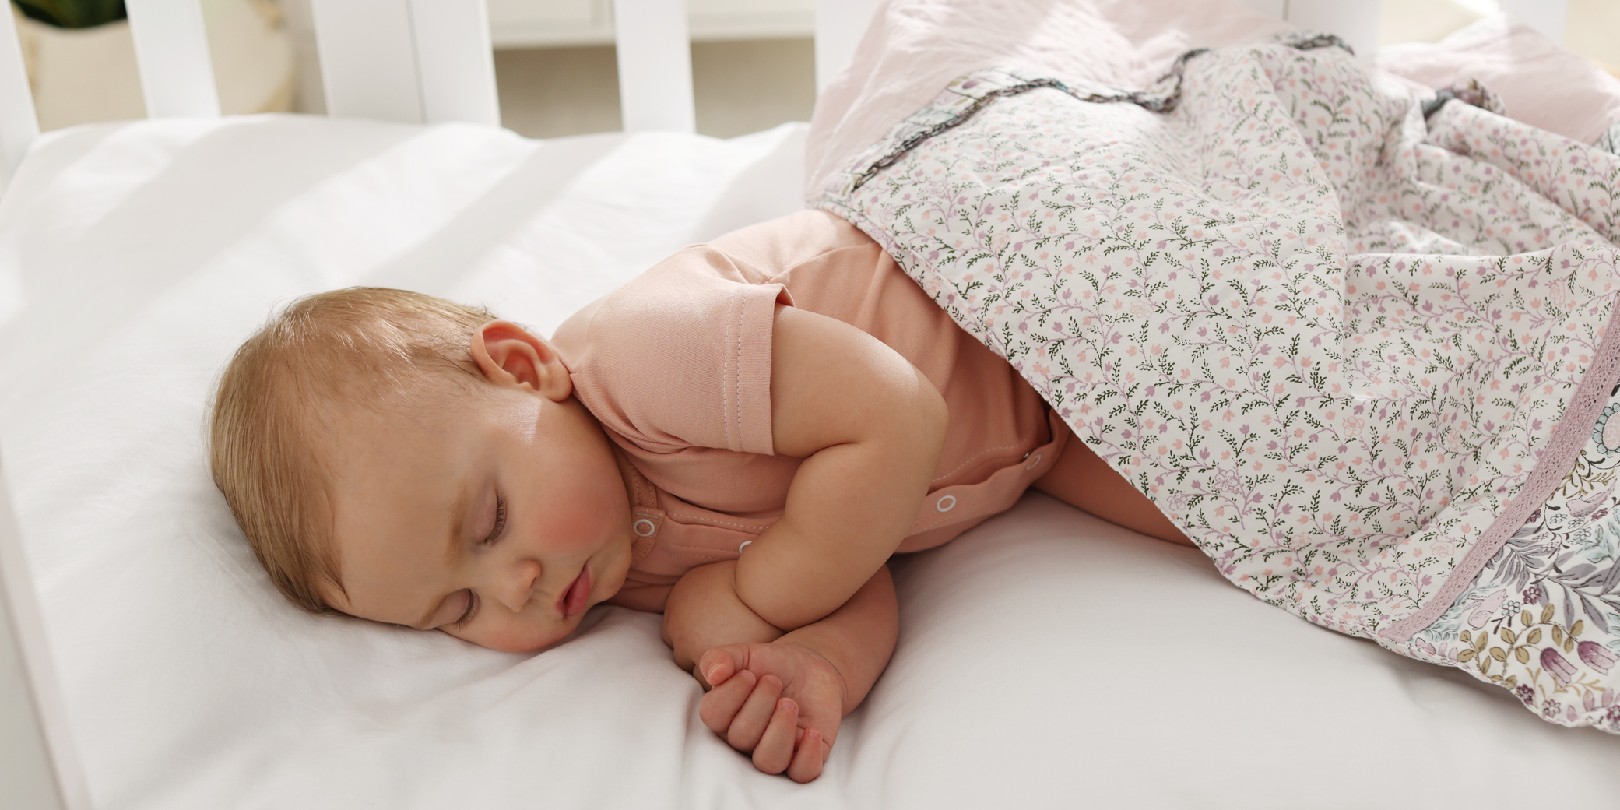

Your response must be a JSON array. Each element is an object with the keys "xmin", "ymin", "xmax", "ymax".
[{"xmin": 3, "ymin": 0, "xmax": 1618, "ymax": 807}]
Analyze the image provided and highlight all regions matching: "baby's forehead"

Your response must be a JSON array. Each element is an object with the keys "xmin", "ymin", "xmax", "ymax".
[
  {"xmin": 309, "ymin": 368, "xmax": 478, "ymax": 449},
  {"xmin": 318, "ymin": 394, "xmax": 455, "ymax": 506}
]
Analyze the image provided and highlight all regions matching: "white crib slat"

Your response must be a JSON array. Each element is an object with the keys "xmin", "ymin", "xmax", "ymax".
[
  {"xmin": 408, "ymin": 0, "xmax": 500, "ymax": 126},
  {"xmin": 1500, "ymin": 0, "xmax": 1568, "ymax": 43},
  {"xmin": 814, "ymin": 0, "xmax": 880, "ymax": 91},
  {"xmin": 311, "ymin": 0, "xmax": 424, "ymax": 122},
  {"xmin": 0, "ymin": 7, "xmax": 39, "ymax": 189},
  {"xmin": 126, "ymin": 0, "xmax": 221, "ymax": 118},
  {"xmin": 612, "ymin": 0, "xmax": 695, "ymax": 133},
  {"xmin": 0, "ymin": 462, "xmax": 92, "ymax": 810},
  {"xmin": 1285, "ymin": 0, "xmax": 1382, "ymax": 60}
]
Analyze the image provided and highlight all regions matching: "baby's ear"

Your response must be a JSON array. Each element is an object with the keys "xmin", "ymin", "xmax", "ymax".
[{"xmin": 469, "ymin": 321, "xmax": 572, "ymax": 400}]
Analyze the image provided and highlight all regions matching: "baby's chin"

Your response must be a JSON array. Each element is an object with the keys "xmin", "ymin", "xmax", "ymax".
[{"xmin": 461, "ymin": 623, "xmax": 578, "ymax": 654}]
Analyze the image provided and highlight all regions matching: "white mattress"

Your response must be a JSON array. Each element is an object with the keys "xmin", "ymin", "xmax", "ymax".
[{"xmin": 1, "ymin": 68, "xmax": 1618, "ymax": 810}]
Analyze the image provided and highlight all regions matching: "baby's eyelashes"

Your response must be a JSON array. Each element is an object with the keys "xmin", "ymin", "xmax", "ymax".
[
  {"xmin": 483, "ymin": 494, "xmax": 508, "ymax": 546},
  {"xmin": 449, "ymin": 590, "xmax": 480, "ymax": 627}
]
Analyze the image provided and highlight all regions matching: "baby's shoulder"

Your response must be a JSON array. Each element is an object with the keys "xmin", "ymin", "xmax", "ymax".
[
  {"xmin": 599, "ymin": 247, "xmax": 773, "ymax": 334},
  {"xmin": 556, "ymin": 244, "xmax": 785, "ymax": 392},
  {"xmin": 555, "ymin": 246, "xmax": 741, "ymax": 342},
  {"xmin": 557, "ymin": 246, "xmax": 785, "ymax": 454}
]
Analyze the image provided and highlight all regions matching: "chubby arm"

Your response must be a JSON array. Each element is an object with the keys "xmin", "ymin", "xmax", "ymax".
[
  {"xmin": 663, "ymin": 561, "xmax": 783, "ymax": 673},
  {"xmin": 767, "ymin": 567, "xmax": 898, "ymax": 714},
  {"xmin": 732, "ymin": 305, "xmax": 947, "ymax": 631},
  {"xmin": 665, "ymin": 563, "xmax": 900, "ymax": 782},
  {"xmin": 662, "ymin": 560, "xmax": 898, "ymax": 706}
]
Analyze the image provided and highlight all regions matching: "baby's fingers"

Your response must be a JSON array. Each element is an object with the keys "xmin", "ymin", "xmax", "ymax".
[
  {"xmin": 786, "ymin": 729, "xmax": 829, "ymax": 784},
  {"xmin": 723, "ymin": 674, "xmax": 784, "ymax": 752},
  {"xmin": 698, "ymin": 669, "xmax": 756, "ymax": 735},
  {"xmin": 750, "ymin": 698, "xmax": 800, "ymax": 775},
  {"xmin": 696, "ymin": 645, "xmax": 745, "ymax": 689}
]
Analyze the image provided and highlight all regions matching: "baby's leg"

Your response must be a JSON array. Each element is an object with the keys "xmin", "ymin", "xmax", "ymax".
[{"xmin": 1033, "ymin": 419, "xmax": 1193, "ymax": 546}]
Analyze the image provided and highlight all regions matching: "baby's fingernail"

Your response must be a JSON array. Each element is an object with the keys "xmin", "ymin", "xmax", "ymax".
[{"xmin": 777, "ymin": 698, "xmax": 797, "ymax": 713}]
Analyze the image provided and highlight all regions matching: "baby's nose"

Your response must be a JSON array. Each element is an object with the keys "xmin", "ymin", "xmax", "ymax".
[{"xmin": 495, "ymin": 558, "xmax": 542, "ymax": 612}]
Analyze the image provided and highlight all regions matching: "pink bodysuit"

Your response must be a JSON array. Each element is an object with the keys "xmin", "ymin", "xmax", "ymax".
[{"xmin": 550, "ymin": 210, "xmax": 1067, "ymax": 593}]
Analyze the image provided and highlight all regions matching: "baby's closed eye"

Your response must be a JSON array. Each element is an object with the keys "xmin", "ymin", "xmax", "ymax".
[
  {"xmin": 449, "ymin": 590, "xmax": 479, "ymax": 627},
  {"xmin": 483, "ymin": 494, "xmax": 508, "ymax": 545}
]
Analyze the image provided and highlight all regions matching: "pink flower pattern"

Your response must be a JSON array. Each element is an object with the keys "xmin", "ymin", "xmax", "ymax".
[{"xmin": 813, "ymin": 37, "xmax": 1620, "ymax": 732}]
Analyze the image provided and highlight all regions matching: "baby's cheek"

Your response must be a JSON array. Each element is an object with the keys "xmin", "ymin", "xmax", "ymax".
[{"xmin": 547, "ymin": 495, "xmax": 622, "ymax": 555}]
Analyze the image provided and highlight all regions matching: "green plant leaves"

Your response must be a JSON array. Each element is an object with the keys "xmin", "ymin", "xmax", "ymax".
[{"xmin": 13, "ymin": 0, "xmax": 128, "ymax": 29}]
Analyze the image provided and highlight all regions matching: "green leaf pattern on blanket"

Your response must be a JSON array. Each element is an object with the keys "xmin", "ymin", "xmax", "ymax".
[{"xmin": 814, "ymin": 36, "xmax": 1620, "ymax": 732}]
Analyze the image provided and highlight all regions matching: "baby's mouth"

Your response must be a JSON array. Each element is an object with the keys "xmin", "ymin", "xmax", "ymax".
[{"xmin": 558, "ymin": 568, "xmax": 592, "ymax": 618}]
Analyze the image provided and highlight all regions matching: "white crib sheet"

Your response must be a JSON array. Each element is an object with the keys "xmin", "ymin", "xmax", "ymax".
[{"xmin": 1, "ymin": 97, "xmax": 1618, "ymax": 810}]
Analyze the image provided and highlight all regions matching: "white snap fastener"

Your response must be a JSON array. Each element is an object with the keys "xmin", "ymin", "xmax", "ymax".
[
  {"xmin": 738, "ymin": 540, "xmax": 752, "ymax": 553},
  {"xmin": 936, "ymin": 494, "xmax": 957, "ymax": 512},
  {"xmin": 633, "ymin": 518, "xmax": 657, "ymax": 537}
]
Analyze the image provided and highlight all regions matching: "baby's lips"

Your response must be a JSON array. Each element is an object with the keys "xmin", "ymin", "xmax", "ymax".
[{"xmin": 558, "ymin": 568, "xmax": 592, "ymax": 617}]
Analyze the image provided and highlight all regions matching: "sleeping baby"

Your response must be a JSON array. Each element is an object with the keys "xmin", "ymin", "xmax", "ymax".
[
  {"xmin": 208, "ymin": 209, "xmax": 1193, "ymax": 783},
  {"xmin": 213, "ymin": 26, "xmax": 1620, "ymax": 768}
]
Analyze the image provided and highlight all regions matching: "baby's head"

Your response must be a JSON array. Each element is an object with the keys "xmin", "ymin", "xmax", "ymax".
[{"xmin": 210, "ymin": 288, "xmax": 635, "ymax": 653}]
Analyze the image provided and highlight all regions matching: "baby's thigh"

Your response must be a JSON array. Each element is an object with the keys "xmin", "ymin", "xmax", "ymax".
[{"xmin": 1032, "ymin": 422, "xmax": 1193, "ymax": 546}]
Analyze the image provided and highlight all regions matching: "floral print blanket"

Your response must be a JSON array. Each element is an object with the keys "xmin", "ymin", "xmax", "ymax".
[{"xmin": 811, "ymin": 35, "xmax": 1620, "ymax": 732}]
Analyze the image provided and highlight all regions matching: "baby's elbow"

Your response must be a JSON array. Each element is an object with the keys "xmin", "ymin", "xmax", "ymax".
[{"xmin": 662, "ymin": 562, "xmax": 786, "ymax": 671}]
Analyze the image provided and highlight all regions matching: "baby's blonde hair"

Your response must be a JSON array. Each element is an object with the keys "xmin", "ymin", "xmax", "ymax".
[{"xmin": 208, "ymin": 287, "xmax": 495, "ymax": 613}]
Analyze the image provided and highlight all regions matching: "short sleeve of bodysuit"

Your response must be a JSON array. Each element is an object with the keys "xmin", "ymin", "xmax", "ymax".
[
  {"xmin": 546, "ymin": 210, "xmax": 1062, "ymax": 580},
  {"xmin": 551, "ymin": 246, "xmax": 792, "ymax": 456}
]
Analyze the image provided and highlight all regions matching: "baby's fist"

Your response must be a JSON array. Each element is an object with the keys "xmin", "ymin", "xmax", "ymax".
[{"xmin": 696, "ymin": 642, "xmax": 844, "ymax": 783}]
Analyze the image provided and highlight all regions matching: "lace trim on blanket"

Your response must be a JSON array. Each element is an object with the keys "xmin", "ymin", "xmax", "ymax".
[{"xmin": 1382, "ymin": 307, "xmax": 1620, "ymax": 640}]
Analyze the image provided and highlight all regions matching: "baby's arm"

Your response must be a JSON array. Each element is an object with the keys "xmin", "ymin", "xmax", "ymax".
[
  {"xmin": 732, "ymin": 305, "xmax": 947, "ymax": 631},
  {"xmin": 664, "ymin": 561, "xmax": 898, "ymax": 782},
  {"xmin": 662, "ymin": 560, "xmax": 784, "ymax": 670},
  {"xmin": 658, "ymin": 304, "xmax": 940, "ymax": 780}
]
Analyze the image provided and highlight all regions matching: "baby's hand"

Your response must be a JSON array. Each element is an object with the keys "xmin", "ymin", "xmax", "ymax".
[{"xmin": 696, "ymin": 641, "xmax": 846, "ymax": 783}]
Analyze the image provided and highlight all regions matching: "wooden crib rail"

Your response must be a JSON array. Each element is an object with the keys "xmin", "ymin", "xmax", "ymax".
[
  {"xmin": 0, "ymin": 0, "xmax": 1581, "ymax": 193},
  {"xmin": 310, "ymin": 0, "xmax": 500, "ymax": 128},
  {"xmin": 612, "ymin": 0, "xmax": 698, "ymax": 133},
  {"xmin": 127, "ymin": 0, "xmax": 220, "ymax": 119}
]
